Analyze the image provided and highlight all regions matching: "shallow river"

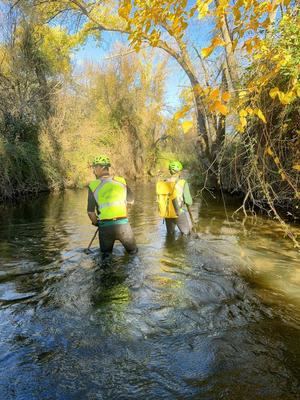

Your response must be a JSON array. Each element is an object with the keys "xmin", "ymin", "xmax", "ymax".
[{"xmin": 0, "ymin": 185, "xmax": 299, "ymax": 399}]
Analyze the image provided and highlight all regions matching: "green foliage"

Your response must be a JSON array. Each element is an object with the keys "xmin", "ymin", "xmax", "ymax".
[
  {"xmin": 0, "ymin": 139, "xmax": 48, "ymax": 198},
  {"xmin": 276, "ymin": 12, "xmax": 300, "ymax": 80},
  {"xmin": 35, "ymin": 25, "xmax": 81, "ymax": 75}
]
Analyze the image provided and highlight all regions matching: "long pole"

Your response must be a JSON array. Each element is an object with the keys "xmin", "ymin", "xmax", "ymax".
[
  {"xmin": 85, "ymin": 228, "xmax": 99, "ymax": 253},
  {"xmin": 187, "ymin": 205, "xmax": 196, "ymax": 232}
]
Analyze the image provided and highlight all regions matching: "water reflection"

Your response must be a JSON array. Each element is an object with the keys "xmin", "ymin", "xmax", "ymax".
[{"xmin": 0, "ymin": 186, "xmax": 299, "ymax": 399}]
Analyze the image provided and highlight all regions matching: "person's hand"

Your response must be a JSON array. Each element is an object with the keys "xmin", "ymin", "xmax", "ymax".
[{"xmin": 92, "ymin": 221, "xmax": 98, "ymax": 226}]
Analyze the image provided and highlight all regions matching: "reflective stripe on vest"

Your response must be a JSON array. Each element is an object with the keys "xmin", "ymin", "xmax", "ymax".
[
  {"xmin": 98, "ymin": 200, "xmax": 126, "ymax": 209},
  {"xmin": 89, "ymin": 176, "xmax": 127, "ymax": 220}
]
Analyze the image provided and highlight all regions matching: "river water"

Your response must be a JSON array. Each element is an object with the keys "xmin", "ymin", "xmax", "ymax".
[{"xmin": 0, "ymin": 184, "xmax": 299, "ymax": 399}]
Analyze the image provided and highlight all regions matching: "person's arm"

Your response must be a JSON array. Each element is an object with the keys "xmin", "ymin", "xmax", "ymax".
[
  {"xmin": 127, "ymin": 185, "xmax": 134, "ymax": 205},
  {"xmin": 87, "ymin": 187, "xmax": 98, "ymax": 225},
  {"xmin": 183, "ymin": 182, "xmax": 193, "ymax": 206}
]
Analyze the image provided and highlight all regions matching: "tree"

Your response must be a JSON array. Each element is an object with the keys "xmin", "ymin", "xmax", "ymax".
[
  {"xmin": 18, "ymin": 0, "xmax": 295, "ymax": 165},
  {"xmin": 0, "ymin": 4, "xmax": 81, "ymax": 141}
]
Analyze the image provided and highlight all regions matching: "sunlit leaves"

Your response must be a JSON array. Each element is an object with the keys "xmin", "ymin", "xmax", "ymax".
[
  {"xmin": 118, "ymin": 0, "xmax": 192, "ymax": 50},
  {"xmin": 182, "ymin": 120, "xmax": 193, "ymax": 133},
  {"xmin": 254, "ymin": 108, "xmax": 267, "ymax": 124},
  {"xmin": 201, "ymin": 37, "xmax": 225, "ymax": 58},
  {"xmin": 222, "ymin": 92, "xmax": 231, "ymax": 102},
  {"xmin": 26, "ymin": 0, "xmax": 298, "ymax": 135},
  {"xmin": 118, "ymin": 0, "xmax": 131, "ymax": 20},
  {"xmin": 209, "ymin": 88, "xmax": 219, "ymax": 100},
  {"xmin": 36, "ymin": 26, "xmax": 80, "ymax": 74},
  {"xmin": 269, "ymin": 86, "xmax": 298, "ymax": 105},
  {"xmin": 116, "ymin": 0, "xmax": 297, "ymax": 127},
  {"xmin": 236, "ymin": 106, "xmax": 267, "ymax": 133},
  {"xmin": 210, "ymin": 101, "xmax": 228, "ymax": 115},
  {"xmin": 236, "ymin": 113, "xmax": 247, "ymax": 132},
  {"xmin": 201, "ymin": 46, "xmax": 214, "ymax": 58},
  {"xmin": 196, "ymin": 0, "xmax": 211, "ymax": 19},
  {"xmin": 239, "ymin": 109, "xmax": 248, "ymax": 118},
  {"xmin": 269, "ymin": 87, "xmax": 280, "ymax": 99},
  {"xmin": 174, "ymin": 105, "xmax": 190, "ymax": 120},
  {"xmin": 265, "ymin": 146, "xmax": 274, "ymax": 157}
]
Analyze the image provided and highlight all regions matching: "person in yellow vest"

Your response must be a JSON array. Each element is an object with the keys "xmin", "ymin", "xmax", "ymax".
[
  {"xmin": 156, "ymin": 160, "xmax": 193, "ymax": 235},
  {"xmin": 87, "ymin": 155, "xmax": 137, "ymax": 256}
]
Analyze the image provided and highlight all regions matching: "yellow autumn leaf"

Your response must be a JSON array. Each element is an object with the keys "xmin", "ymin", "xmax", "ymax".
[
  {"xmin": 244, "ymin": 38, "xmax": 252, "ymax": 53},
  {"xmin": 181, "ymin": 21, "xmax": 188, "ymax": 30},
  {"xmin": 209, "ymin": 88, "xmax": 219, "ymax": 100},
  {"xmin": 189, "ymin": 5, "xmax": 198, "ymax": 18},
  {"xmin": 182, "ymin": 120, "xmax": 193, "ymax": 133},
  {"xmin": 222, "ymin": 91, "xmax": 231, "ymax": 102},
  {"xmin": 174, "ymin": 105, "xmax": 190, "ymax": 120},
  {"xmin": 213, "ymin": 101, "xmax": 228, "ymax": 115},
  {"xmin": 239, "ymin": 109, "xmax": 248, "ymax": 117},
  {"xmin": 292, "ymin": 165, "xmax": 300, "ymax": 171},
  {"xmin": 269, "ymin": 87, "xmax": 279, "ymax": 99},
  {"xmin": 211, "ymin": 37, "xmax": 225, "ymax": 47},
  {"xmin": 265, "ymin": 146, "xmax": 274, "ymax": 156},
  {"xmin": 197, "ymin": 2, "xmax": 209, "ymax": 19},
  {"xmin": 240, "ymin": 116, "xmax": 247, "ymax": 128},
  {"xmin": 233, "ymin": 6, "xmax": 241, "ymax": 21},
  {"xmin": 201, "ymin": 36, "xmax": 224, "ymax": 58},
  {"xmin": 239, "ymin": 90, "xmax": 248, "ymax": 98},
  {"xmin": 201, "ymin": 46, "xmax": 213, "ymax": 58},
  {"xmin": 254, "ymin": 108, "xmax": 267, "ymax": 123},
  {"xmin": 236, "ymin": 123, "xmax": 245, "ymax": 133},
  {"xmin": 118, "ymin": 2, "xmax": 131, "ymax": 19},
  {"xmin": 278, "ymin": 91, "xmax": 294, "ymax": 105},
  {"xmin": 274, "ymin": 157, "xmax": 280, "ymax": 165}
]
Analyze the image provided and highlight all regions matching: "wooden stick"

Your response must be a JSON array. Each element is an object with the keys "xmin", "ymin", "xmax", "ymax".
[
  {"xmin": 85, "ymin": 228, "xmax": 99, "ymax": 253},
  {"xmin": 187, "ymin": 206, "xmax": 197, "ymax": 232}
]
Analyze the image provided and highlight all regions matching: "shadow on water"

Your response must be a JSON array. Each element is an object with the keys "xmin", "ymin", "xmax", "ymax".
[{"xmin": 0, "ymin": 185, "xmax": 299, "ymax": 399}]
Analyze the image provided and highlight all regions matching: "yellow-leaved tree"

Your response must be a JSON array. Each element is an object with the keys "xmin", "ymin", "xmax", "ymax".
[
  {"xmin": 9, "ymin": 0, "xmax": 299, "ymax": 230},
  {"xmin": 20, "ymin": 0, "xmax": 296, "ymax": 163}
]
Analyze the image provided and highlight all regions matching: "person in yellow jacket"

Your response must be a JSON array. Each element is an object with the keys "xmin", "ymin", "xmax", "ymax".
[
  {"xmin": 157, "ymin": 160, "xmax": 193, "ymax": 235},
  {"xmin": 87, "ymin": 155, "xmax": 137, "ymax": 256}
]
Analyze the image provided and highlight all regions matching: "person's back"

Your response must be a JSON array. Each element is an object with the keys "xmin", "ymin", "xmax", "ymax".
[
  {"xmin": 156, "ymin": 160, "xmax": 193, "ymax": 235},
  {"xmin": 87, "ymin": 155, "xmax": 137, "ymax": 257}
]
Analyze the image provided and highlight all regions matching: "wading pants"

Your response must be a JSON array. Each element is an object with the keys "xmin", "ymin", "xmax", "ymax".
[
  {"xmin": 165, "ymin": 210, "xmax": 192, "ymax": 235},
  {"xmin": 98, "ymin": 223, "xmax": 137, "ymax": 255}
]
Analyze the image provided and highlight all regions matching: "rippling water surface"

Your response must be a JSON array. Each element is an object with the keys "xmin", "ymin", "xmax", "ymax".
[{"xmin": 0, "ymin": 185, "xmax": 299, "ymax": 399}]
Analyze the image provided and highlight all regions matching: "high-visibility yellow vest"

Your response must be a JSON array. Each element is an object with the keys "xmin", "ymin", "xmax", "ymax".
[
  {"xmin": 89, "ymin": 176, "xmax": 127, "ymax": 220},
  {"xmin": 156, "ymin": 178, "xmax": 185, "ymax": 218}
]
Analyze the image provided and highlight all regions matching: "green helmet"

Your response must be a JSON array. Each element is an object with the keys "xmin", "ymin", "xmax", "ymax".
[
  {"xmin": 169, "ymin": 160, "xmax": 183, "ymax": 173},
  {"xmin": 92, "ymin": 155, "xmax": 111, "ymax": 167}
]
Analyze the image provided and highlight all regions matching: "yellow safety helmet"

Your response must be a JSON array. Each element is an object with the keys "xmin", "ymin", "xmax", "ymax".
[
  {"xmin": 169, "ymin": 160, "xmax": 183, "ymax": 173},
  {"xmin": 92, "ymin": 155, "xmax": 111, "ymax": 167}
]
